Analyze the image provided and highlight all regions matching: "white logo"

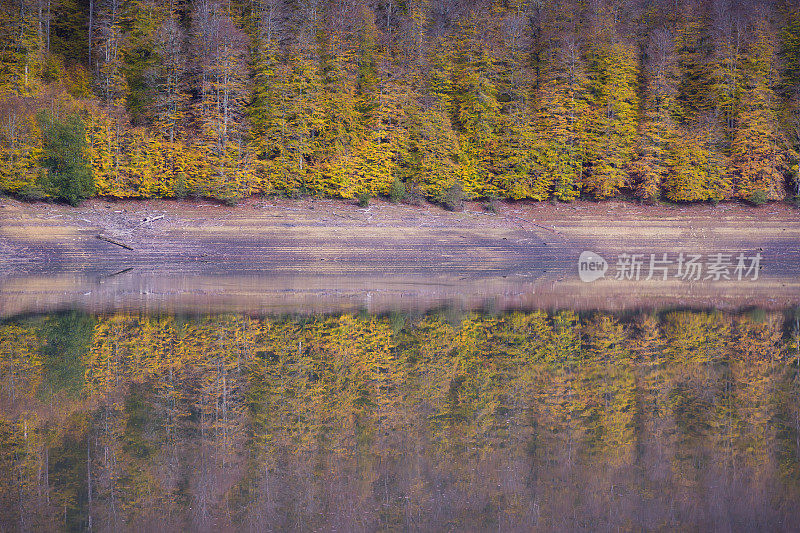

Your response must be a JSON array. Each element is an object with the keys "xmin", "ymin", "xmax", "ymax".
[
  {"xmin": 577, "ymin": 251, "xmax": 761, "ymax": 282},
  {"xmin": 578, "ymin": 251, "xmax": 608, "ymax": 282}
]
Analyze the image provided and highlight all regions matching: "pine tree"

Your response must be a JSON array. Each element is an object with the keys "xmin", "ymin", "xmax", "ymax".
[{"xmin": 37, "ymin": 111, "xmax": 95, "ymax": 205}]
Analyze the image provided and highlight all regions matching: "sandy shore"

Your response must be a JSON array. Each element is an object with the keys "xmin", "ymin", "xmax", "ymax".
[{"xmin": 1, "ymin": 197, "xmax": 799, "ymax": 316}]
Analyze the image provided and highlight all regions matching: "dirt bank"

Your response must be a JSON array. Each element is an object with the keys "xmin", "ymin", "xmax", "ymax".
[{"xmin": 2, "ymin": 197, "xmax": 799, "ymax": 316}]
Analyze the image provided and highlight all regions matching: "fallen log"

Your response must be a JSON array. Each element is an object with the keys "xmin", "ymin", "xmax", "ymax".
[
  {"xmin": 140, "ymin": 215, "xmax": 165, "ymax": 224},
  {"xmin": 96, "ymin": 235, "xmax": 134, "ymax": 251}
]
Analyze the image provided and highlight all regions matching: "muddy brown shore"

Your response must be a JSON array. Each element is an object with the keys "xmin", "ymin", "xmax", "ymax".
[{"xmin": 1, "ymin": 197, "xmax": 799, "ymax": 316}]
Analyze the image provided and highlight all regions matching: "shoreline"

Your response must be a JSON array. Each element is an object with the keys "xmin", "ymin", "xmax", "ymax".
[
  {"xmin": 2, "ymin": 197, "xmax": 800, "ymax": 317},
  {"xmin": 4, "ymin": 193, "xmax": 800, "ymax": 210}
]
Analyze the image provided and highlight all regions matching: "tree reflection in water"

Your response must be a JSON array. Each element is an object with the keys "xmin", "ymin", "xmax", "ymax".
[{"xmin": 0, "ymin": 308, "xmax": 799, "ymax": 531}]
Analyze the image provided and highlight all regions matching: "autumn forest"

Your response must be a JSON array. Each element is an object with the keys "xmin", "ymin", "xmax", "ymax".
[{"xmin": 0, "ymin": 0, "xmax": 799, "ymax": 206}]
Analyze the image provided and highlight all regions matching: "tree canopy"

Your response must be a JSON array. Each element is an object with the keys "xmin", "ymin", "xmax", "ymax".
[{"xmin": 0, "ymin": 0, "xmax": 798, "ymax": 204}]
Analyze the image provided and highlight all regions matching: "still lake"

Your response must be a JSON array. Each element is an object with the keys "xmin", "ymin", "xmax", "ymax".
[{"xmin": 1, "ymin": 307, "xmax": 799, "ymax": 531}]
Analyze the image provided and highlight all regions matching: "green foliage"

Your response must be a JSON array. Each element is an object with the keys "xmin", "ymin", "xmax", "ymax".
[
  {"xmin": 388, "ymin": 175, "xmax": 406, "ymax": 203},
  {"xmin": 440, "ymin": 181, "xmax": 464, "ymax": 211},
  {"xmin": 38, "ymin": 311, "xmax": 94, "ymax": 398},
  {"xmin": 37, "ymin": 112, "xmax": 94, "ymax": 205},
  {"xmin": 357, "ymin": 191, "xmax": 370, "ymax": 207},
  {"xmin": 47, "ymin": 414, "xmax": 90, "ymax": 531},
  {"xmin": 747, "ymin": 188, "xmax": 769, "ymax": 206}
]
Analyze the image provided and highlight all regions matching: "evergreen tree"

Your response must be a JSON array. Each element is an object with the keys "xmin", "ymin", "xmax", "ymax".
[{"xmin": 37, "ymin": 111, "xmax": 95, "ymax": 205}]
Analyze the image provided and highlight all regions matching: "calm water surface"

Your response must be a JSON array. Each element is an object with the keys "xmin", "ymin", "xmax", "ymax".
[{"xmin": 1, "ymin": 307, "xmax": 799, "ymax": 531}]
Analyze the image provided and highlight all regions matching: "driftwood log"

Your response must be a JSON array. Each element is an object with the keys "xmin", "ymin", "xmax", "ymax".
[{"xmin": 96, "ymin": 235, "xmax": 134, "ymax": 251}]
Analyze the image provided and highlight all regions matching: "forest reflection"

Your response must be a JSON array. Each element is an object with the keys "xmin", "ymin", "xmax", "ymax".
[{"xmin": 1, "ymin": 308, "xmax": 799, "ymax": 532}]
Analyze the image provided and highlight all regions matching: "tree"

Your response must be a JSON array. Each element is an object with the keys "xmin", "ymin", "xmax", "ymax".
[
  {"xmin": 37, "ymin": 111, "xmax": 94, "ymax": 205},
  {"xmin": 0, "ymin": 0, "xmax": 798, "ymax": 204},
  {"xmin": 151, "ymin": 11, "xmax": 188, "ymax": 143},
  {"xmin": 778, "ymin": 9, "xmax": 800, "ymax": 198},
  {"xmin": 581, "ymin": 42, "xmax": 640, "ymax": 199},
  {"xmin": 0, "ymin": 96, "xmax": 44, "ymax": 198},
  {"xmin": 314, "ymin": 29, "xmax": 358, "ymax": 197},
  {"xmin": 534, "ymin": 34, "xmax": 586, "ymax": 202},
  {"xmin": 191, "ymin": 0, "xmax": 252, "ymax": 200},
  {"xmin": 676, "ymin": 16, "xmax": 716, "ymax": 124},
  {"xmin": 730, "ymin": 21, "xmax": 793, "ymax": 202},
  {"xmin": 273, "ymin": 48, "xmax": 325, "ymax": 194},
  {"xmin": 399, "ymin": 101, "xmax": 459, "ymax": 201},
  {"xmin": 38, "ymin": 311, "xmax": 93, "ymax": 398},
  {"xmin": 629, "ymin": 29, "xmax": 679, "ymax": 203},
  {"xmin": 93, "ymin": 0, "xmax": 126, "ymax": 106},
  {"xmin": 355, "ymin": 6, "xmax": 379, "ymax": 124},
  {"xmin": 662, "ymin": 125, "xmax": 730, "ymax": 202}
]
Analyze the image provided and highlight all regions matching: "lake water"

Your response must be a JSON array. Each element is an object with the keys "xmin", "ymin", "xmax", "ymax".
[{"xmin": 1, "ymin": 307, "xmax": 799, "ymax": 531}]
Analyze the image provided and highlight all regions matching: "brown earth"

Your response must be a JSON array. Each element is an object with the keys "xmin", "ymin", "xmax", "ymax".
[{"xmin": 1, "ymin": 196, "xmax": 799, "ymax": 316}]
